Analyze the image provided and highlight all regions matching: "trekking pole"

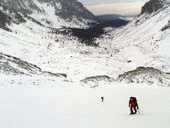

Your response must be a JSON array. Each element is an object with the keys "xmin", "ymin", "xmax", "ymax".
[
  {"xmin": 139, "ymin": 108, "xmax": 143, "ymax": 113},
  {"xmin": 138, "ymin": 108, "xmax": 143, "ymax": 114},
  {"xmin": 138, "ymin": 109, "xmax": 140, "ymax": 114}
]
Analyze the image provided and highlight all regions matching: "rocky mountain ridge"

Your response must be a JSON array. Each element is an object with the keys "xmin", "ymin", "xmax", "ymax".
[
  {"xmin": 141, "ymin": 0, "xmax": 170, "ymax": 14},
  {"xmin": 117, "ymin": 67, "xmax": 170, "ymax": 86},
  {"xmin": 0, "ymin": 0, "xmax": 97, "ymax": 28},
  {"xmin": 0, "ymin": 52, "xmax": 67, "ymax": 78},
  {"xmin": 0, "ymin": 3, "xmax": 25, "ymax": 31}
]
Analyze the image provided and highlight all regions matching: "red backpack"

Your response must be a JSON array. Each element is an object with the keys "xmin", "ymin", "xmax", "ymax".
[{"xmin": 129, "ymin": 97, "xmax": 137, "ymax": 106}]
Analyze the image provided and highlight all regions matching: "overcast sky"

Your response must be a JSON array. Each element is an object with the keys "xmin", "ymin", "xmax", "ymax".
[{"xmin": 78, "ymin": 0, "xmax": 149, "ymax": 15}]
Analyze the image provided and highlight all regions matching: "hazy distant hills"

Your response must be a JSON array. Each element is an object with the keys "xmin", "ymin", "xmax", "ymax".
[{"xmin": 96, "ymin": 14, "xmax": 136, "ymax": 23}]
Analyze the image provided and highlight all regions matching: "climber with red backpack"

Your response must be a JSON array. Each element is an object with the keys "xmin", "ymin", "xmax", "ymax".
[{"xmin": 129, "ymin": 97, "xmax": 139, "ymax": 115}]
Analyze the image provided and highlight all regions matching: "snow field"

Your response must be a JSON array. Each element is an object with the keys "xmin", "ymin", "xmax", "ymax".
[{"xmin": 0, "ymin": 76, "xmax": 170, "ymax": 128}]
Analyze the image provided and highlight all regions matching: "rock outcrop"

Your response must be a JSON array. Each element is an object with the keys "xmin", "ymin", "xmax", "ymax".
[
  {"xmin": 117, "ymin": 67, "xmax": 170, "ymax": 86},
  {"xmin": 141, "ymin": 0, "xmax": 170, "ymax": 14}
]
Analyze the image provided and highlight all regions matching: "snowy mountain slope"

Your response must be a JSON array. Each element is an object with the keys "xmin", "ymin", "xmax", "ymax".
[
  {"xmin": 0, "ymin": 52, "xmax": 41, "ymax": 75},
  {"xmin": 0, "ymin": 0, "xmax": 170, "ymax": 86},
  {"xmin": 0, "ymin": 1, "xmax": 170, "ymax": 127},
  {"xmin": 93, "ymin": 0, "xmax": 170, "ymax": 85},
  {"xmin": 0, "ymin": 0, "xmax": 97, "ymax": 28},
  {"xmin": 0, "ymin": 19, "xmax": 102, "ymax": 81},
  {"xmin": 0, "ymin": 52, "xmax": 67, "ymax": 79}
]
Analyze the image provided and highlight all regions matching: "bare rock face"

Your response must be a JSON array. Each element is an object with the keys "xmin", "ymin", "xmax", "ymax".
[
  {"xmin": 0, "ymin": 3, "xmax": 26, "ymax": 30},
  {"xmin": 0, "ymin": 10, "xmax": 11, "ymax": 31},
  {"xmin": 141, "ymin": 0, "xmax": 164, "ymax": 14}
]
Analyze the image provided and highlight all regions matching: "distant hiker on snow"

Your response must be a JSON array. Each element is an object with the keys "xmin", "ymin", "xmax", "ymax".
[
  {"xmin": 101, "ymin": 97, "xmax": 104, "ymax": 102},
  {"xmin": 129, "ymin": 97, "xmax": 139, "ymax": 115}
]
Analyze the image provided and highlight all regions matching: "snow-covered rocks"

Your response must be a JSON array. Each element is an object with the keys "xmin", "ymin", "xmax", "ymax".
[
  {"xmin": 0, "ymin": 0, "xmax": 97, "ymax": 28},
  {"xmin": 0, "ymin": 52, "xmax": 41, "ymax": 75},
  {"xmin": 0, "ymin": 4, "xmax": 25, "ymax": 31},
  {"xmin": 141, "ymin": 0, "xmax": 165, "ymax": 14},
  {"xmin": 0, "ymin": 52, "xmax": 67, "ymax": 79},
  {"xmin": 117, "ymin": 67, "xmax": 170, "ymax": 86}
]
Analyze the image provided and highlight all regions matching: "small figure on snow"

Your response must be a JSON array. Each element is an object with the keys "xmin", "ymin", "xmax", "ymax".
[
  {"xmin": 129, "ymin": 97, "xmax": 139, "ymax": 115},
  {"xmin": 101, "ymin": 97, "xmax": 104, "ymax": 102}
]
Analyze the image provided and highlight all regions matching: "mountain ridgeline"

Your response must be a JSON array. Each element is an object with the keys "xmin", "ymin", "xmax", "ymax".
[
  {"xmin": 0, "ymin": 0, "xmax": 129, "ymax": 45},
  {"xmin": 0, "ymin": 0, "xmax": 168, "ymax": 45},
  {"xmin": 0, "ymin": 3, "xmax": 26, "ymax": 31},
  {"xmin": 0, "ymin": 0, "xmax": 97, "ymax": 28},
  {"xmin": 1, "ymin": 0, "xmax": 170, "ymax": 86}
]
